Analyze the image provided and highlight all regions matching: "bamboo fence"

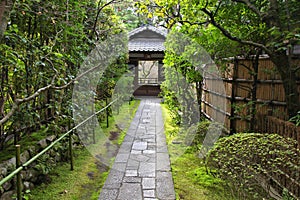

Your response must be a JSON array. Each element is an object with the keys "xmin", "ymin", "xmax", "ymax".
[
  {"xmin": 202, "ymin": 56, "xmax": 300, "ymax": 133},
  {"xmin": 201, "ymin": 56, "xmax": 300, "ymax": 198}
]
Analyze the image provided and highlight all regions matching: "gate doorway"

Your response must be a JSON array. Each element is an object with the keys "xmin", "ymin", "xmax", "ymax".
[{"xmin": 128, "ymin": 25, "xmax": 167, "ymax": 96}]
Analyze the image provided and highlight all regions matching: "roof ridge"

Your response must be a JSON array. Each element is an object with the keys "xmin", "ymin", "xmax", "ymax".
[{"xmin": 128, "ymin": 25, "xmax": 168, "ymax": 38}]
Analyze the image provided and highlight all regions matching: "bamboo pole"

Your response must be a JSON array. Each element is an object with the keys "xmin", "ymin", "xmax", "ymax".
[
  {"xmin": 0, "ymin": 98, "xmax": 119, "ymax": 188},
  {"xmin": 16, "ymin": 145, "xmax": 22, "ymax": 200},
  {"xmin": 106, "ymin": 98, "xmax": 109, "ymax": 128},
  {"xmin": 69, "ymin": 132, "xmax": 74, "ymax": 171}
]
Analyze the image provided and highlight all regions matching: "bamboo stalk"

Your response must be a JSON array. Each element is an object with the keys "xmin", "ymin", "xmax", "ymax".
[{"xmin": 16, "ymin": 145, "xmax": 22, "ymax": 200}]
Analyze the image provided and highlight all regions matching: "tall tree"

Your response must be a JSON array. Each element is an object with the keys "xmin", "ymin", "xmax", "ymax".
[
  {"xmin": 0, "ymin": 0, "xmax": 127, "ymax": 148},
  {"xmin": 138, "ymin": 0, "xmax": 300, "ymax": 117},
  {"xmin": 0, "ymin": 0, "xmax": 15, "ymax": 40}
]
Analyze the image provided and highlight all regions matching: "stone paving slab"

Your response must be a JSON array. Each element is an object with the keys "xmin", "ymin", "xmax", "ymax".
[{"xmin": 99, "ymin": 98, "xmax": 175, "ymax": 200}]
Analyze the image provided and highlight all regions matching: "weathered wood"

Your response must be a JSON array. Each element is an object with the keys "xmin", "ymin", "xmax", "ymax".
[
  {"xmin": 16, "ymin": 145, "xmax": 22, "ymax": 200},
  {"xmin": 201, "ymin": 57, "xmax": 300, "ymax": 133}
]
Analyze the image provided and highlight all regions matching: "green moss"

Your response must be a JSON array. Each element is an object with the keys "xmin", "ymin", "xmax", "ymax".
[
  {"xmin": 28, "ymin": 100, "xmax": 140, "ymax": 200},
  {"xmin": 28, "ymin": 148, "xmax": 107, "ymax": 200},
  {"xmin": 0, "ymin": 127, "xmax": 49, "ymax": 162},
  {"xmin": 161, "ymin": 104, "xmax": 237, "ymax": 200}
]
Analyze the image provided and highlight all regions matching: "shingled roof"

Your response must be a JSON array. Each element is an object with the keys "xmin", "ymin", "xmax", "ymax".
[{"xmin": 128, "ymin": 25, "xmax": 168, "ymax": 52}]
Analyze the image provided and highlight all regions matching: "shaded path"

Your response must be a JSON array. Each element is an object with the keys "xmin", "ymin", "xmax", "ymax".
[{"xmin": 99, "ymin": 98, "xmax": 175, "ymax": 200}]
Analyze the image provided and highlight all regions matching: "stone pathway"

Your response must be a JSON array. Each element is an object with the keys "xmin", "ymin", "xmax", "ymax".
[{"xmin": 99, "ymin": 98, "xmax": 175, "ymax": 200}]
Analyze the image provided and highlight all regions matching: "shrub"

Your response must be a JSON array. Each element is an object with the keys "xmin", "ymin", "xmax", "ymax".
[
  {"xmin": 206, "ymin": 133, "xmax": 300, "ymax": 199},
  {"xmin": 185, "ymin": 120, "xmax": 225, "ymax": 150},
  {"xmin": 289, "ymin": 111, "xmax": 300, "ymax": 126}
]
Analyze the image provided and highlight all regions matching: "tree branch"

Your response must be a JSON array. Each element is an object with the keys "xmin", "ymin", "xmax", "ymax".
[
  {"xmin": 201, "ymin": 7, "xmax": 272, "ymax": 55},
  {"xmin": 0, "ymin": 60, "xmax": 103, "ymax": 125},
  {"xmin": 92, "ymin": 0, "xmax": 120, "ymax": 40},
  {"xmin": 177, "ymin": 20, "xmax": 208, "ymax": 26},
  {"xmin": 0, "ymin": 0, "xmax": 15, "ymax": 40},
  {"xmin": 52, "ymin": 62, "xmax": 101, "ymax": 90},
  {"xmin": 0, "ymin": 84, "xmax": 53, "ymax": 125}
]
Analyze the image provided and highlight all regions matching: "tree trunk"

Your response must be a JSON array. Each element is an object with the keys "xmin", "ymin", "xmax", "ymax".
[
  {"xmin": 0, "ymin": 0, "xmax": 14, "ymax": 41},
  {"xmin": 270, "ymin": 53, "xmax": 300, "ymax": 118}
]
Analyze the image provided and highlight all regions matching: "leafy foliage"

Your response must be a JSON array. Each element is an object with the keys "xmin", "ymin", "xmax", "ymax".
[
  {"xmin": 289, "ymin": 111, "xmax": 300, "ymax": 126},
  {"xmin": 138, "ymin": 0, "xmax": 300, "ymax": 117},
  {"xmin": 113, "ymin": 0, "xmax": 148, "ymax": 31},
  {"xmin": 0, "ymin": 0, "xmax": 128, "ymax": 151},
  {"xmin": 185, "ymin": 120, "xmax": 225, "ymax": 151},
  {"xmin": 206, "ymin": 133, "xmax": 300, "ymax": 199}
]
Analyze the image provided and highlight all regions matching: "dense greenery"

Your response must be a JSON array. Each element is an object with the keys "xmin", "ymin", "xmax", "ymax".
[
  {"xmin": 207, "ymin": 133, "xmax": 300, "ymax": 199},
  {"xmin": 0, "ymin": 0, "xmax": 130, "ymax": 151},
  {"xmin": 27, "ymin": 99, "xmax": 140, "ymax": 200},
  {"xmin": 29, "ymin": 148, "xmax": 107, "ymax": 200},
  {"xmin": 161, "ymin": 104, "xmax": 237, "ymax": 200},
  {"xmin": 137, "ymin": 0, "xmax": 300, "ymax": 118},
  {"xmin": 134, "ymin": 1, "xmax": 300, "ymax": 198},
  {"xmin": 0, "ymin": 0, "xmax": 299, "ymax": 199}
]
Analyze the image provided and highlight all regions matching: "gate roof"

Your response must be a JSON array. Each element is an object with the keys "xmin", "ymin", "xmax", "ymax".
[{"xmin": 128, "ymin": 25, "xmax": 167, "ymax": 52}]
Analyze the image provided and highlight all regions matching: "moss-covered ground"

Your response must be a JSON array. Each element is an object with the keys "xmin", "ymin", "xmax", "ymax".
[
  {"xmin": 28, "ymin": 99, "xmax": 140, "ymax": 200},
  {"xmin": 161, "ymin": 104, "xmax": 237, "ymax": 200}
]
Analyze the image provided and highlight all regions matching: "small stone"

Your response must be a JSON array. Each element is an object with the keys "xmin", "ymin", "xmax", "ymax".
[
  {"xmin": 20, "ymin": 150, "xmax": 30, "ymax": 164},
  {"xmin": 37, "ymin": 139, "xmax": 47, "ymax": 149},
  {"xmin": 0, "ymin": 191, "xmax": 15, "ymax": 200},
  {"xmin": 131, "ymin": 150, "xmax": 142, "ymax": 154},
  {"xmin": 125, "ymin": 170, "xmax": 137, "ymax": 177},
  {"xmin": 46, "ymin": 135, "xmax": 56, "ymax": 143},
  {"xmin": 142, "ymin": 178, "xmax": 155, "ymax": 189},
  {"xmin": 139, "ymin": 163, "xmax": 155, "ymax": 177},
  {"xmin": 126, "ymin": 159, "xmax": 139, "ymax": 170},
  {"xmin": 132, "ymin": 141, "xmax": 147, "ymax": 150},
  {"xmin": 23, "ymin": 181, "xmax": 34, "ymax": 190},
  {"xmin": 25, "ymin": 169, "xmax": 39, "ymax": 182},
  {"xmin": 123, "ymin": 177, "xmax": 141, "ymax": 183},
  {"xmin": 99, "ymin": 189, "xmax": 119, "ymax": 200},
  {"xmin": 115, "ymin": 153, "xmax": 129, "ymax": 163},
  {"xmin": 0, "ymin": 168, "xmax": 7, "ymax": 176},
  {"xmin": 118, "ymin": 183, "xmax": 142, "ymax": 200},
  {"xmin": 130, "ymin": 154, "xmax": 149, "ymax": 162},
  {"xmin": 87, "ymin": 172, "xmax": 94, "ymax": 179},
  {"xmin": 143, "ymin": 150, "xmax": 155, "ymax": 154},
  {"xmin": 156, "ymin": 171, "xmax": 176, "ymax": 199},
  {"xmin": 7, "ymin": 157, "xmax": 16, "ymax": 167},
  {"xmin": 2, "ymin": 181, "xmax": 12, "ymax": 191},
  {"xmin": 143, "ymin": 190, "xmax": 155, "ymax": 198}
]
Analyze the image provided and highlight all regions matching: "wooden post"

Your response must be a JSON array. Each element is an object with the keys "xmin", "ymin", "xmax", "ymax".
[
  {"xmin": 16, "ymin": 145, "xmax": 22, "ymax": 200},
  {"xmin": 106, "ymin": 98, "xmax": 109, "ymax": 128},
  {"xmin": 116, "ymin": 95, "xmax": 120, "ymax": 115},
  {"xmin": 117, "ymin": 100, "xmax": 120, "ymax": 115},
  {"xmin": 69, "ymin": 132, "xmax": 74, "ymax": 171},
  {"xmin": 250, "ymin": 51, "xmax": 260, "ymax": 131},
  {"xmin": 229, "ymin": 58, "xmax": 238, "ymax": 134},
  {"xmin": 68, "ymin": 120, "xmax": 74, "ymax": 170},
  {"xmin": 92, "ymin": 127, "xmax": 96, "ymax": 144},
  {"xmin": 134, "ymin": 61, "xmax": 139, "ymax": 90}
]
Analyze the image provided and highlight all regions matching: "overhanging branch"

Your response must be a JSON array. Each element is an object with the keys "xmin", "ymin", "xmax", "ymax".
[
  {"xmin": 0, "ymin": 62, "xmax": 103, "ymax": 126},
  {"xmin": 92, "ymin": 0, "xmax": 121, "ymax": 40},
  {"xmin": 201, "ymin": 7, "xmax": 272, "ymax": 55}
]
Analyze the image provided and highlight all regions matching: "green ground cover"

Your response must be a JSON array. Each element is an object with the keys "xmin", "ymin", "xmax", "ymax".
[
  {"xmin": 161, "ymin": 104, "xmax": 237, "ymax": 200},
  {"xmin": 28, "ymin": 99, "xmax": 140, "ymax": 200}
]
